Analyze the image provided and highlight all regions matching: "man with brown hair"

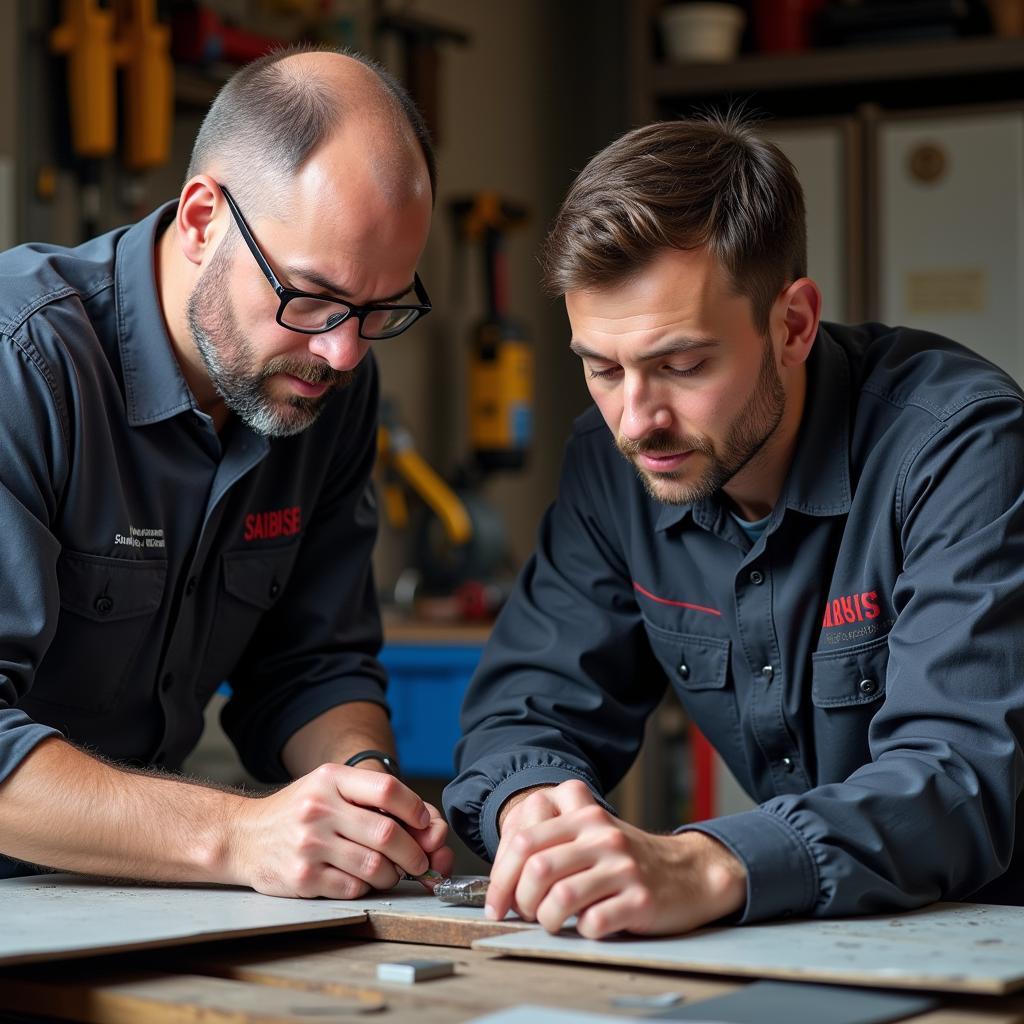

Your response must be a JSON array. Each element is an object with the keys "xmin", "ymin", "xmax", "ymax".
[
  {"xmin": 0, "ymin": 47, "xmax": 453, "ymax": 894},
  {"xmin": 444, "ymin": 113, "xmax": 1024, "ymax": 937}
]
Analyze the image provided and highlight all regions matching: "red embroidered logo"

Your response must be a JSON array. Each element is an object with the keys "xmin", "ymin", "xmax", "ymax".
[
  {"xmin": 243, "ymin": 506, "xmax": 302, "ymax": 542},
  {"xmin": 821, "ymin": 590, "xmax": 880, "ymax": 629}
]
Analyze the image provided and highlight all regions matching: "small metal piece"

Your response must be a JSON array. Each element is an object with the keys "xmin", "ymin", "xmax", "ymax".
[
  {"xmin": 433, "ymin": 875, "xmax": 490, "ymax": 907},
  {"xmin": 609, "ymin": 992, "xmax": 684, "ymax": 1010},
  {"xmin": 376, "ymin": 958, "xmax": 455, "ymax": 983},
  {"xmin": 405, "ymin": 868, "xmax": 445, "ymax": 884}
]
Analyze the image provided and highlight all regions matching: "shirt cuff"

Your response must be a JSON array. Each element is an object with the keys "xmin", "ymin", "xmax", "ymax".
[
  {"xmin": 677, "ymin": 808, "xmax": 820, "ymax": 923},
  {"xmin": 249, "ymin": 680, "xmax": 389, "ymax": 783},
  {"xmin": 480, "ymin": 763, "xmax": 610, "ymax": 860},
  {"xmin": 0, "ymin": 710, "xmax": 62, "ymax": 785}
]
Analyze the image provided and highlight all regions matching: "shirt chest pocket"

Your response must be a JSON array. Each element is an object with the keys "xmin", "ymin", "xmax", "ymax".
[
  {"xmin": 644, "ymin": 622, "xmax": 739, "ymax": 755},
  {"xmin": 202, "ymin": 541, "xmax": 303, "ymax": 684},
  {"xmin": 810, "ymin": 634, "xmax": 889, "ymax": 776},
  {"xmin": 222, "ymin": 542, "xmax": 301, "ymax": 611},
  {"xmin": 33, "ymin": 551, "xmax": 167, "ymax": 713}
]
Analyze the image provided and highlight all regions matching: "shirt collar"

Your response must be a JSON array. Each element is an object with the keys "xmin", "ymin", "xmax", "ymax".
[
  {"xmin": 778, "ymin": 325, "xmax": 852, "ymax": 517},
  {"xmin": 654, "ymin": 325, "xmax": 853, "ymax": 533},
  {"xmin": 115, "ymin": 200, "xmax": 196, "ymax": 427}
]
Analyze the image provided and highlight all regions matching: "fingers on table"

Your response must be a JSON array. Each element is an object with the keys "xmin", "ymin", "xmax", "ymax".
[{"xmin": 488, "ymin": 803, "xmax": 611, "ymax": 921}]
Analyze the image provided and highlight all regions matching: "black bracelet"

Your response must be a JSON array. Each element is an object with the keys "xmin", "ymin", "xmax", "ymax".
[{"xmin": 344, "ymin": 749, "xmax": 399, "ymax": 776}]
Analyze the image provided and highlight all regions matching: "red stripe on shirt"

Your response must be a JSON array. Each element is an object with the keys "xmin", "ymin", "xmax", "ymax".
[{"xmin": 632, "ymin": 582, "xmax": 722, "ymax": 617}]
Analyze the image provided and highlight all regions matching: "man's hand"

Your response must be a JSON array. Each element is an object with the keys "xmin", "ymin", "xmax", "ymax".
[
  {"xmin": 229, "ymin": 763, "xmax": 453, "ymax": 899},
  {"xmin": 487, "ymin": 779, "xmax": 747, "ymax": 938},
  {"xmin": 405, "ymin": 797, "xmax": 455, "ymax": 885},
  {"xmin": 498, "ymin": 780, "xmax": 591, "ymax": 834},
  {"xmin": 275, "ymin": 702, "xmax": 454, "ymax": 894}
]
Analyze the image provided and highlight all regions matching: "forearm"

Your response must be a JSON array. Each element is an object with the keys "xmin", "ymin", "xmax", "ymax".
[
  {"xmin": 280, "ymin": 700, "xmax": 395, "ymax": 779},
  {"xmin": 0, "ymin": 737, "xmax": 245, "ymax": 883}
]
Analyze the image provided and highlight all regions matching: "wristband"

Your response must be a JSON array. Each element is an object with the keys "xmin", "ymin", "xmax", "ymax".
[{"xmin": 345, "ymin": 749, "xmax": 399, "ymax": 776}]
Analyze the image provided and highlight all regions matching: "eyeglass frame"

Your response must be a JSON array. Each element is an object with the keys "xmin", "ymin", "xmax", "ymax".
[{"xmin": 217, "ymin": 183, "xmax": 432, "ymax": 339}]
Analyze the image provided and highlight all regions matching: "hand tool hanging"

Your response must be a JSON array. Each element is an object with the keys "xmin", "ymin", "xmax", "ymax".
[{"xmin": 49, "ymin": 0, "xmax": 173, "ymax": 235}]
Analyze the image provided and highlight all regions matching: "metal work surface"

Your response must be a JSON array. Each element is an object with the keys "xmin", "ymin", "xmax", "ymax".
[
  {"xmin": 475, "ymin": 901, "xmax": 1024, "ymax": 995},
  {"xmin": 0, "ymin": 873, "xmax": 367, "ymax": 966},
  {"xmin": 0, "ymin": 875, "xmax": 530, "ymax": 967},
  {"xmin": 5, "ymin": 875, "xmax": 1022, "ymax": 1021},
  {"xmin": 1, "ymin": 933, "xmax": 1021, "ymax": 1024}
]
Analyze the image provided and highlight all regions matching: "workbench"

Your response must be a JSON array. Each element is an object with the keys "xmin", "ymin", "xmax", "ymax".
[{"xmin": 3, "ymin": 898, "xmax": 1024, "ymax": 1024}]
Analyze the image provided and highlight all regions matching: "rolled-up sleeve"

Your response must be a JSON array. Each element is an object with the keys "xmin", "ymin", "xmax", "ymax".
[
  {"xmin": 444, "ymin": 431, "xmax": 666, "ymax": 860},
  {"xmin": 685, "ymin": 395, "xmax": 1024, "ymax": 921},
  {"xmin": 0, "ymin": 333, "xmax": 67, "ymax": 782},
  {"xmin": 219, "ymin": 357, "xmax": 389, "ymax": 782}
]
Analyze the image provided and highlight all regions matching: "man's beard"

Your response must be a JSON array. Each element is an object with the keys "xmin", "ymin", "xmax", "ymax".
[
  {"xmin": 618, "ymin": 337, "xmax": 786, "ymax": 506},
  {"xmin": 186, "ymin": 242, "xmax": 353, "ymax": 437}
]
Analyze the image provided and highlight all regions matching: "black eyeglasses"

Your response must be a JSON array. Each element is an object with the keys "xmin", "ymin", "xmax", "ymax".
[{"xmin": 218, "ymin": 184, "xmax": 432, "ymax": 340}]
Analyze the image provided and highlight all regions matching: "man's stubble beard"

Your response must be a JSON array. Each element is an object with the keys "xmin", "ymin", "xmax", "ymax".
[
  {"xmin": 618, "ymin": 336, "xmax": 786, "ymax": 507},
  {"xmin": 185, "ymin": 237, "xmax": 354, "ymax": 438}
]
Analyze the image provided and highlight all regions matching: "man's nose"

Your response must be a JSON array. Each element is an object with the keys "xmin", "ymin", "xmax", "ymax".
[
  {"xmin": 306, "ymin": 318, "xmax": 369, "ymax": 372},
  {"xmin": 620, "ymin": 377, "xmax": 672, "ymax": 441}
]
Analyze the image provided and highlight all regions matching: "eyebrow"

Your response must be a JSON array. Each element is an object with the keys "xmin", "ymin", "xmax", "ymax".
[
  {"xmin": 569, "ymin": 337, "xmax": 721, "ymax": 361},
  {"xmin": 284, "ymin": 265, "xmax": 415, "ymax": 305}
]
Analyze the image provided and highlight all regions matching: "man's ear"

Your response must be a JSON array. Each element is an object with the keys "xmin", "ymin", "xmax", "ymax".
[
  {"xmin": 174, "ymin": 176, "xmax": 223, "ymax": 267},
  {"xmin": 775, "ymin": 277, "xmax": 821, "ymax": 369}
]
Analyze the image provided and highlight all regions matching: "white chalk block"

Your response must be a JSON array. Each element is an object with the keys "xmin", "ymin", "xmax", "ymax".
[{"xmin": 376, "ymin": 958, "xmax": 455, "ymax": 983}]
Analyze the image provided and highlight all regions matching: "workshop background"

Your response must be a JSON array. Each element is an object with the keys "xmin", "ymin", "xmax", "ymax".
[{"xmin": 3, "ymin": 0, "xmax": 1022, "ymax": 872}]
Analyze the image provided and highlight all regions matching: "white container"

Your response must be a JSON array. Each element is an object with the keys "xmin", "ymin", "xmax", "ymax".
[{"xmin": 659, "ymin": 2, "xmax": 746, "ymax": 64}]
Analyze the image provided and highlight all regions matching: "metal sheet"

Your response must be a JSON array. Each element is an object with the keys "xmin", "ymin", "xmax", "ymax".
[
  {"xmin": 0, "ymin": 876, "xmax": 531, "ymax": 966},
  {"xmin": 474, "ymin": 902, "xmax": 1024, "ymax": 995},
  {"xmin": 0, "ymin": 873, "xmax": 367, "ymax": 966}
]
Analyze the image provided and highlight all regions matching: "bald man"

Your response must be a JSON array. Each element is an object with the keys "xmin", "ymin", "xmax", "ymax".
[{"xmin": 0, "ymin": 47, "xmax": 453, "ymax": 896}]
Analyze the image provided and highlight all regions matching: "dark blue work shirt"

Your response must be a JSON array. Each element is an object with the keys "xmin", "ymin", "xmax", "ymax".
[
  {"xmin": 0, "ymin": 204, "xmax": 388, "ymax": 874},
  {"xmin": 444, "ymin": 324, "xmax": 1024, "ymax": 922}
]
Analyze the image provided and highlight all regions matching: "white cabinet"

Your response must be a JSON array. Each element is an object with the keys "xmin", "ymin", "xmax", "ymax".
[
  {"xmin": 765, "ymin": 122, "xmax": 859, "ymax": 324},
  {"xmin": 877, "ymin": 109, "xmax": 1024, "ymax": 383}
]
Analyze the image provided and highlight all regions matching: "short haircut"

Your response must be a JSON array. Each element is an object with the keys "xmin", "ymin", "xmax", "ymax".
[
  {"xmin": 540, "ymin": 112, "xmax": 807, "ymax": 333},
  {"xmin": 185, "ymin": 44, "xmax": 436, "ymax": 214}
]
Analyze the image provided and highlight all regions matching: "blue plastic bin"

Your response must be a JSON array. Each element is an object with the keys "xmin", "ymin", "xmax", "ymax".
[{"xmin": 380, "ymin": 642, "xmax": 484, "ymax": 778}]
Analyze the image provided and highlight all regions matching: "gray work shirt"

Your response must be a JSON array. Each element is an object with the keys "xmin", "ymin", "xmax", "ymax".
[
  {"xmin": 444, "ymin": 323, "xmax": 1024, "ymax": 922},
  {"xmin": 0, "ymin": 204, "xmax": 387, "ymax": 874}
]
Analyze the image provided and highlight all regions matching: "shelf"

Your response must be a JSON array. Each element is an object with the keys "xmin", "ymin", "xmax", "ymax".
[{"xmin": 652, "ymin": 35, "xmax": 1024, "ymax": 99}]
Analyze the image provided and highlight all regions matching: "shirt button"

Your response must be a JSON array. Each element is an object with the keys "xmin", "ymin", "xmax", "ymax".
[
  {"xmin": 859, "ymin": 678, "xmax": 878, "ymax": 696},
  {"xmin": 749, "ymin": 570, "xmax": 764, "ymax": 585},
  {"xmin": 268, "ymin": 579, "xmax": 281, "ymax": 600},
  {"xmin": 185, "ymin": 576, "xmax": 198, "ymax": 597},
  {"xmin": 781, "ymin": 756, "xmax": 795, "ymax": 772},
  {"xmin": 94, "ymin": 595, "xmax": 114, "ymax": 616},
  {"xmin": 677, "ymin": 663, "xmax": 690, "ymax": 680},
  {"xmin": 160, "ymin": 673, "xmax": 175, "ymax": 693},
  {"xmin": 761, "ymin": 665, "xmax": 774, "ymax": 680}
]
